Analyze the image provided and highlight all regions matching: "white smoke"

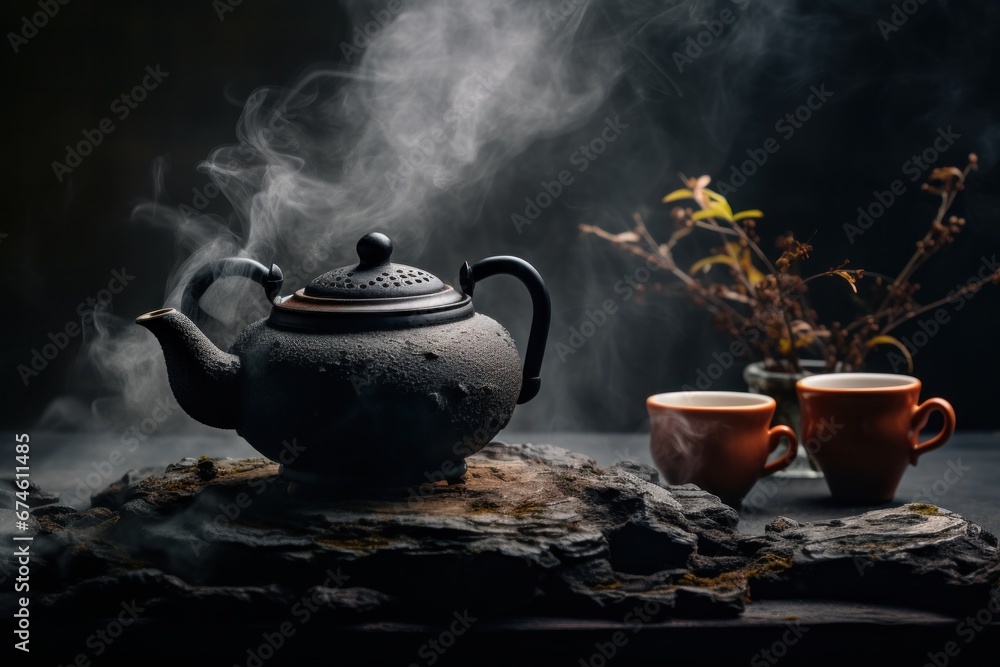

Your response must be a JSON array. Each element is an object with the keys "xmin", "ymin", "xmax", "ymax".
[
  {"xmin": 41, "ymin": 0, "xmax": 825, "ymax": 435},
  {"xmin": 41, "ymin": 0, "xmax": 627, "ymax": 431}
]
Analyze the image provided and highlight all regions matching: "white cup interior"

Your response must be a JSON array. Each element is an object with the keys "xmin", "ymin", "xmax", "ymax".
[
  {"xmin": 648, "ymin": 391, "xmax": 773, "ymax": 409},
  {"xmin": 797, "ymin": 373, "xmax": 918, "ymax": 390}
]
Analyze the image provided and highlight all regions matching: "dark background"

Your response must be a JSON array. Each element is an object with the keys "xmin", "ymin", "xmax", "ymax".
[{"xmin": 2, "ymin": 0, "xmax": 999, "ymax": 435}]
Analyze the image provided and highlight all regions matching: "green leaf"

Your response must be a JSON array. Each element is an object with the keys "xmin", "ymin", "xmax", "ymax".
[
  {"xmin": 691, "ymin": 206, "xmax": 733, "ymax": 222},
  {"xmin": 703, "ymin": 189, "xmax": 734, "ymax": 218},
  {"xmin": 689, "ymin": 254, "xmax": 738, "ymax": 274},
  {"xmin": 746, "ymin": 265, "xmax": 766, "ymax": 286},
  {"xmin": 661, "ymin": 189, "xmax": 694, "ymax": 203},
  {"xmin": 732, "ymin": 209, "xmax": 764, "ymax": 221}
]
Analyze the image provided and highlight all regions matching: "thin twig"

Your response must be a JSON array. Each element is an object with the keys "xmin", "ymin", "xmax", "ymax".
[
  {"xmin": 879, "ymin": 271, "xmax": 999, "ymax": 336},
  {"xmin": 875, "ymin": 161, "xmax": 976, "ymax": 313}
]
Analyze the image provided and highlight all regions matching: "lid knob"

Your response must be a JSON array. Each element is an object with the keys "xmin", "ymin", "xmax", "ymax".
[
  {"xmin": 301, "ymin": 232, "xmax": 445, "ymax": 299},
  {"xmin": 357, "ymin": 232, "xmax": 393, "ymax": 268}
]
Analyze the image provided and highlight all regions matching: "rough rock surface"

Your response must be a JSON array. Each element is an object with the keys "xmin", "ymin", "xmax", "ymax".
[
  {"xmin": 19, "ymin": 445, "xmax": 754, "ymax": 628},
  {"xmin": 749, "ymin": 504, "xmax": 1000, "ymax": 613},
  {"xmin": 6, "ymin": 443, "xmax": 1000, "ymax": 639}
]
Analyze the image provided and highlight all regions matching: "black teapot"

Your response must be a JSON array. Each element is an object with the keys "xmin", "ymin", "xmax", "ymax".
[{"xmin": 136, "ymin": 233, "xmax": 550, "ymax": 486}]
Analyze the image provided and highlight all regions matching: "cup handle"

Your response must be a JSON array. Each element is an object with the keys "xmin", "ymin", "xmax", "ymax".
[
  {"xmin": 909, "ymin": 398, "xmax": 956, "ymax": 465},
  {"xmin": 762, "ymin": 425, "xmax": 798, "ymax": 476}
]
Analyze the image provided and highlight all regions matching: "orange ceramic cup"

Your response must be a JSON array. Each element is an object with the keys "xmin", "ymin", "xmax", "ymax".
[
  {"xmin": 647, "ymin": 391, "xmax": 797, "ymax": 506},
  {"xmin": 796, "ymin": 373, "xmax": 956, "ymax": 503}
]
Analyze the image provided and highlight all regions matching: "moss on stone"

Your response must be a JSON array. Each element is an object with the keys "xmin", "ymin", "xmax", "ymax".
[
  {"xmin": 745, "ymin": 553, "xmax": 794, "ymax": 580},
  {"xmin": 676, "ymin": 570, "xmax": 747, "ymax": 590},
  {"xmin": 592, "ymin": 581, "xmax": 622, "ymax": 591},
  {"xmin": 509, "ymin": 501, "xmax": 546, "ymax": 516}
]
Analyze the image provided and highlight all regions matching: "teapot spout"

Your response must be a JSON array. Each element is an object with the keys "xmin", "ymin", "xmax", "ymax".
[{"xmin": 135, "ymin": 308, "xmax": 241, "ymax": 430}]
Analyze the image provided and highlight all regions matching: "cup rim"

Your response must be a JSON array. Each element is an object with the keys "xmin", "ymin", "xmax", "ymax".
[
  {"xmin": 647, "ymin": 390, "xmax": 776, "ymax": 411},
  {"xmin": 796, "ymin": 372, "xmax": 920, "ymax": 392}
]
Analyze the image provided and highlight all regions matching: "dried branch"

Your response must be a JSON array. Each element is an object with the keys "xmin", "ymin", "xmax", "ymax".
[{"xmin": 579, "ymin": 154, "xmax": 986, "ymax": 374}]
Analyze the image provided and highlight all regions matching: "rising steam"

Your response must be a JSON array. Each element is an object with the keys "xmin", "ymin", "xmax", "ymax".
[
  {"xmin": 41, "ymin": 0, "xmax": 835, "ymax": 437},
  {"xmin": 41, "ymin": 0, "xmax": 628, "ymax": 432}
]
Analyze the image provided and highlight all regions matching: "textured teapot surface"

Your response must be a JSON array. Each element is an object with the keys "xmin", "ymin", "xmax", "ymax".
[
  {"xmin": 136, "ymin": 232, "xmax": 550, "ymax": 487},
  {"xmin": 230, "ymin": 313, "xmax": 522, "ymax": 485}
]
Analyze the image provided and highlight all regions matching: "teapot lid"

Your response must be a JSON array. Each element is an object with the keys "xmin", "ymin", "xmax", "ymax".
[
  {"xmin": 268, "ymin": 232, "xmax": 473, "ymax": 332},
  {"xmin": 304, "ymin": 232, "xmax": 445, "ymax": 298}
]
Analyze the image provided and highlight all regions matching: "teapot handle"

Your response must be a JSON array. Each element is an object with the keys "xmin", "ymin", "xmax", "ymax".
[
  {"xmin": 460, "ymin": 256, "xmax": 550, "ymax": 404},
  {"xmin": 181, "ymin": 258, "xmax": 284, "ymax": 323}
]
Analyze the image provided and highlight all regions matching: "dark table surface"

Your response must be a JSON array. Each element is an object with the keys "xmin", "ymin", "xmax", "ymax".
[
  {"xmin": 17, "ymin": 430, "xmax": 1000, "ymax": 666},
  {"xmin": 26, "ymin": 430, "xmax": 1000, "ymax": 536},
  {"xmin": 512, "ymin": 430, "xmax": 1000, "ymax": 537}
]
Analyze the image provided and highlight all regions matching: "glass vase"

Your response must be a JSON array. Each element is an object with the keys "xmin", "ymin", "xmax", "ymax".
[{"xmin": 743, "ymin": 359, "xmax": 827, "ymax": 478}]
